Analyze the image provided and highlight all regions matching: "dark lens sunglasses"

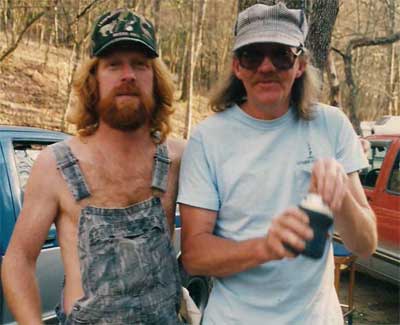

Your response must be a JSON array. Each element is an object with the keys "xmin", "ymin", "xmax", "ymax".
[{"xmin": 237, "ymin": 45, "xmax": 303, "ymax": 71}]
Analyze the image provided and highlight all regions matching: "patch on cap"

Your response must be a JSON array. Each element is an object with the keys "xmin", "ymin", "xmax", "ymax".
[
  {"xmin": 233, "ymin": 3, "xmax": 308, "ymax": 52},
  {"xmin": 90, "ymin": 9, "xmax": 158, "ymax": 57}
]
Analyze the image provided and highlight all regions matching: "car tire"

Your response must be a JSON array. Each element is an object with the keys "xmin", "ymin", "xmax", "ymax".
[{"xmin": 179, "ymin": 263, "xmax": 212, "ymax": 314}]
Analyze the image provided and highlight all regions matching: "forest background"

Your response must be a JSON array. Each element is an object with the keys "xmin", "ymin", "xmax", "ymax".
[{"xmin": 0, "ymin": 0, "xmax": 399, "ymax": 139}]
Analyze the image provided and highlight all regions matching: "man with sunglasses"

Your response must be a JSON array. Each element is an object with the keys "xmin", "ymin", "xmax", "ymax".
[{"xmin": 178, "ymin": 3, "xmax": 376, "ymax": 324}]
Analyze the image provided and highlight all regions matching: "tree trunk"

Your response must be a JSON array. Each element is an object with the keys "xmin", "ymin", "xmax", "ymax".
[
  {"xmin": 183, "ymin": 1, "xmax": 196, "ymax": 139},
  {"xmin": 151, "ymin": 0, "xmax": 161, "ymax": 35},
  {"xmin": 7, "ymin": 0, "xmax": 15, "ymax": 45},
  {"xmin": 61, "ymin": 42, "xmax": 81, "ymax": 131},
  {"xmin": 180, "ymin": 32, "xmax": 190, "ymax": 101},
  {"xmin": 343, "ymin": 53, "xmax": 361, "ymax": 134},
  {"xmin": 183, "ymin": 0, "xmax": 208, "ymax": 139},
  {"xmin": 54, "ymin": 4, "xmax": 59, "ymax": 47},
  {"xmin": 305, "ymin": 0, "xmax": 339, "ymax": 72},
  {"xmin": 326, "ymin": 51, "xmax": 340, "ymax": 107},
  {"xmin": 388, "ymin": 44, "xmax": 396, "ymax": 115},
  {"xmin": 387, "ymin": 0, "xmax": 397, "ymax": 116}
]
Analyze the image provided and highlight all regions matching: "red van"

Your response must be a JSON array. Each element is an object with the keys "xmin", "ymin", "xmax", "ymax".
[{"xmin": 357, "ymin": 134, "xmax": 400, "ymax": 285}]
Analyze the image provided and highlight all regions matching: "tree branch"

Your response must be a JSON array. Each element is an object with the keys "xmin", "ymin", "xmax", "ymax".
[
  {"xmin": 0, "ymin": 11, "xmax": 47, "ymax": 63},
  {"xmin": 76, "ymin": 0, "xmax": 104, "ymax": 21},
  {"xmin": 331, "ymin": 47, "xmax": 346, "ymax": 58},
  {"xmin": 347, "ymin": 31, "xmax": 400, "ymax": 52}
]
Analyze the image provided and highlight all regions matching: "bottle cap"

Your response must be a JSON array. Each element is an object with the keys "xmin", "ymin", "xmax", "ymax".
[{"xmin": 300, "ymin": 193, "xmax": 333, "ymax": 219}]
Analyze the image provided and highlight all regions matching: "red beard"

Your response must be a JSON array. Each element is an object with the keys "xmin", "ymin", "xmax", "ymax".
[{"xmin": 97, "ymin": 83, "xmax": 155, "ymax": 131}]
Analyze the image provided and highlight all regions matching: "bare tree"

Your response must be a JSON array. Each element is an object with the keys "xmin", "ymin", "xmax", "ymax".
[
  {"xmin": 0, "ymin": 10, "xmax": 47, "ymax": 63},
  {"xmin": 387, "ymin": 0, "xmax": 398, "ymax": 115},
  {"xmin": 183, "ymin": 0, "xmax": 209, "ymax": 139},
  {"xmin": 326, "ymin": 51, "xmax": 341, "ymax": 107},
  {"xmin": 333, "ymin": 32, "xmax": 400, "ymax": 133},
  {"xmin": 151, "ymin": 0, "xmax": 161, "ymax": 35}
]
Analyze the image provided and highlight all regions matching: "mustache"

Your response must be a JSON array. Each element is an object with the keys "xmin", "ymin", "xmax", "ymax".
[
  {"xmin": 114, "ymin": 83, "xmax": 141, "ymax": 96},
  {"xmin": 252, "ymin": 74, "xmax": 281, "ymax": 85}
]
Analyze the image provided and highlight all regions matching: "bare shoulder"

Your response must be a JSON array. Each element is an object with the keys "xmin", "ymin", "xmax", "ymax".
[
  {"xmin": 31, "ymin": 145, "xmax": 58, "ymax": 177},
  {"xmin": 166, "ymin": 137, "xmax": 187, "ymax": 163},
  {"xmin": 25, "ymin": 144, "xmax": 63, "ymax": 196}
]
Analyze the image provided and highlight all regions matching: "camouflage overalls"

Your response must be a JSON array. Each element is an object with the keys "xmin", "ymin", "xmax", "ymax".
[{"xmin": 52, "ymin": 141, "xmax": 182, "ymax": 324}]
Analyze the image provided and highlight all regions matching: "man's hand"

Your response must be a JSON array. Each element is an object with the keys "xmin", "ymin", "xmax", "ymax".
[
  {"xmin": 309, "ymin": 158, "xmax": 349, "ymax": 213},
  {"xmin": 261, "ymin": 208, "xmax": 314, "ymax": 261}
]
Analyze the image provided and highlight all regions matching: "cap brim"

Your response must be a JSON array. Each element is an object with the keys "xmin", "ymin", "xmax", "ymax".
[
  {"xmin": 233, "ymin": 32, "xmax": 302, "ymax": 51},
  {"xmin": 93, "ymin": 37, "xmax": 158, "ymax": 58}
]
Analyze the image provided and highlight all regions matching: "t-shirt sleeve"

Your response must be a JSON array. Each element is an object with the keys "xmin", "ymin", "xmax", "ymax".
[
  {"xmin": 177, "ymin": 129, "xmax": 220, "ymax": 211},
  {"xmin": 333, "ymin": 110, "xmax": 368, "ymax": 173}
]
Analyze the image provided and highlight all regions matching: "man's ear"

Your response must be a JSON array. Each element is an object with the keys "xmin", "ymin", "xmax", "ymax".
[
  {"xmin": 295, "ymin": 59, "xmax": 307, "ymax": 79},
  {"xmin": 232, "ymin": 57, "xmax": 242, "ymax": 80}
]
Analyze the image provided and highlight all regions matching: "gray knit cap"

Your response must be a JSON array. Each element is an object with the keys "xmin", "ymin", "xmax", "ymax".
[{"xmin": 233, "ymin": 3, "xmax": 308, "ymax": 51}]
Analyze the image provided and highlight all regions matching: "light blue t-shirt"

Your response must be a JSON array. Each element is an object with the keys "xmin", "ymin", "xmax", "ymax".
[{"xmin": 177, "ymin": 104, "xmax": 368, "ymax": 324}]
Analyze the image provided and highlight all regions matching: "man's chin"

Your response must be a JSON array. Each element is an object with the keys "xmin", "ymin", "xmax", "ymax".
[
  {"xmin": 104, "ymin": 120, "xmax": 146, "ymax": 132},
  {"xmin": 115, "ymin": 96, "xmax": 140, "ymax": 108},
  {"xmin": 101, "ymin": 107, "xmax": 148, "ymax": 132}
]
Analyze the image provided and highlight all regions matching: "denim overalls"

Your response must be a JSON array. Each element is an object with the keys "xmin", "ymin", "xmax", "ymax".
[{"xmin": 52, "ymin": 141, "xmax": 182, "ymax": 324}]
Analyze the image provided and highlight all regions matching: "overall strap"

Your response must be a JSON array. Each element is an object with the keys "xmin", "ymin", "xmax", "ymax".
[
  {"xmin": 151, "ymin": 142, "xmax": 171, "ymax": 197},
  {"xmin": 51, "ymin": 141, "xmax": 91, "ymax": 202}
]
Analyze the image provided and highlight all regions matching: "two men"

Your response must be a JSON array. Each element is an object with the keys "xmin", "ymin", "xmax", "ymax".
[
  {"xmin": 178, "ymin": 3, "xmax": 377, "ymax": 324},
  {"xmin": 2, "ymin": 9, "xmax": 183, "ymax": 324}
]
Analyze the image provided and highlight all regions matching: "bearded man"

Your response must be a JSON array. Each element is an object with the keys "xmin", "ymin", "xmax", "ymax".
[{"xmin": 2, "ymin": 9, "xmax": 184, "ymax": 324}]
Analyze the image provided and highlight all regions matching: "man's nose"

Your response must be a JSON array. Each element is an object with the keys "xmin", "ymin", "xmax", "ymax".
[
  {"xmin": 257, "ymin": 55, "xmax": 276, "ymax": 73},
  {"xmin": 121, "ymin": 64, "xmax": 136, "ymax": 81}
]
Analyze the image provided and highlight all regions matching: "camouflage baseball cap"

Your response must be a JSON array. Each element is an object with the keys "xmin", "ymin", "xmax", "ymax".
[{"xmin": 90, "ymin": 9, "xmax": 158, "ymax": 58}]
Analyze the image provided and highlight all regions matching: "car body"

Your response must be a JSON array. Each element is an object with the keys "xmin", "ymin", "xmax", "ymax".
[
  {"xmin": 356, "ymin": 134, "xmax": 400, "ymax": 285},
  {"xmin": 371, "ymin": 116, "xmax": 400, "ymax": 135},
  {"xmin": 0, "ymin": 126, "xmax": 209, "ymax": 324}
]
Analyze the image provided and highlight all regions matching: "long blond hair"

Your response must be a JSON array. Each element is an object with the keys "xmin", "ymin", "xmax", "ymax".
[
  {"xmin": 209, "ymin": 50, "xmax": 321, "ymax": 120},
  {"xmin": 67, "ymin": 56, "xmax": 175, "ymax": 143}
]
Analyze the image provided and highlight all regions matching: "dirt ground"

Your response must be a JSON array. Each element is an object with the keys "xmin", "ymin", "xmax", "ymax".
[{"xmin": 339, "ymin": 270, "xmax": 399, "ymax": 325}]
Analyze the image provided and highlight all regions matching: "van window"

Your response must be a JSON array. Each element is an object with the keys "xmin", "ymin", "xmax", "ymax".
[
  {"xmin": 13, "ymin": 142, "xmax": 58, "ymax": 249},
  {"xmin": 387, "ymin": 151, "xmax": 400, "ymax": 194},
  {"xmin": 13, "ymin": 143, "xmax": 47, "ymax": 192},
  {"xmin": 360, "ymin": 143, "xmax": 389, "ymax": 188}
]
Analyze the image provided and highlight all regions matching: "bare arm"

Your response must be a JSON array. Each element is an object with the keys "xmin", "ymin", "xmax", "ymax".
[
  {"xmin": 180, "ymin": 204, "xmax": 313, "ymax": 278},
  {"xmin": 1, "ymin": 149, "xmax": 60, "ymax": 325},
  {"xmin": 333, "ymin": 172, "xmax": 377, "ymax": 257},
  {"xmin": 310, "ymin": 159, "xmax": 377, "ymax": 258}
]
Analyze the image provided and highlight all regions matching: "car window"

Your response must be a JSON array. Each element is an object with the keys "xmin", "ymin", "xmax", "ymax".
[
  {"xmin": 360, "ymin": 143, "xmax": 389, "ymax": 188},
  {"xmin": 13, "ymin": 143, "xmax": 46, "ymax": 192},
  {"xmin": 13, "ymin": 142, "xmax": 58, "ymax": 249},
  {"xmin": 387, "ymin": 151, "xmax": 400, "ymax": 194}
]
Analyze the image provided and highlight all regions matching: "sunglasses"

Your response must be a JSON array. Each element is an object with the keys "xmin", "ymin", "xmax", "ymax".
[{"xmin": 237, "ymin": 45, "xmax": 303, "ymax": 71}]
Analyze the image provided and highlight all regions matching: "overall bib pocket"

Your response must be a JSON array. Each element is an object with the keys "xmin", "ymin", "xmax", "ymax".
[{"xmin": 86, "ymin": 218, "xmax": 167, "ymax": 297}]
